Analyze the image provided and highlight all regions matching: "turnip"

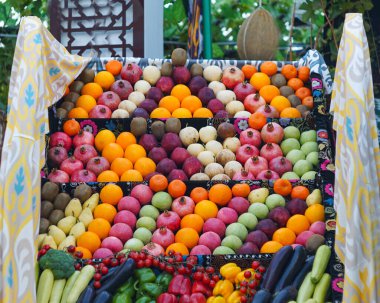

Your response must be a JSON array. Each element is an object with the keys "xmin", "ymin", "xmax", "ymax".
[
  {"xmin": 199, "ymin": 126, "xmax": 217, "ymax": 143},
  {"xmin": 234, "ymin": 111, "xmax": 251, "ymax": 118},
  {"xmin": 204, "ymin": 163, "xmax": 224, "ymax": 178},
  {"xmin": 197, "ymin": 150, "xmax": 215, "ymax": 166},
  {"xmin": 211, "ymin": 174, "xmax": 231, "ymax": 180},
  {"xmin": 216, "ymin": 149, "xmax": 236, "ymax": 166},
  {"xmin": 134, "ymin": 80, "xmax": 151, "ymax": 95},
  {"xmin": 203, "ymin": 66, "xmax": 222, "ymax": 82},
  {"xmin": 226, "ymin": 100, "xmax": 245, "ymax": 116},
  {"xmin": 179, "ymin": 127, "xmax": 200, "ymax": 147},
  {"xmin": 142, "ymin": 65, "xmax": 161, "ymax": 85},
  {"xmin": 216, "ymin": 90, "xmax": 236, "ymax": 105}
]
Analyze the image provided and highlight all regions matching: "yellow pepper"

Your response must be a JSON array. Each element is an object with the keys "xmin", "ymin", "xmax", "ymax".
[
  {"xmin": 207, "ymin": 296, "xmax": 227, "ymax": 303},
  {"xmin": 220, "ymin": 263, "xmax": 242, "ymax": 282},
  {"xmin": 212, "ymin": 280, "xmax": 234, "ymax": 299},
  {"xmin": 235, "ymin": 268, "xmax": 255, "ymax": 284},
  {"xmin": 227, "ymin": 290, "xmax": 242, "ymax": 303}
]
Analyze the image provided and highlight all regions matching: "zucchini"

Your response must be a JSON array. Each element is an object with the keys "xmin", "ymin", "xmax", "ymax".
[
  {"xmin": 272, "ymin": 286, "xmax": 298, "ymax": 303},
  {"xmin": 77, "ymin": 284, "xmax": 95, "ymax": 303},
  {"xmin": 49, "ymin": 279, "xmax": 66, "ymax": 303},
  {"xmin": 66, "ymin": 265, "xmax": 95, "ymax": 303},
  {"xmin": 261, "ymin": 245, "xmax": 293, "ymax": 293},
  {"xmin": 310, "ymin": 245, "xmax": 331, "ymax": 284},
  {"xmin": 93, "ymin": 291, "xmax": 112, "ymax": 303},
  {"xmin": 275, "ymin": 245, "xmax": 306, "ymax": 292},
  {"xmin": 296, "ymin": 272, "xmax": 316, "ymax": 303},
  {"xmin": 36, "ymin": 269, "xmax": 54, "ymax": 303},
  {"xmin": 251, "ymin": 289, "xmax": 272, "ymax": 303},
  {"xmin": 60, "ymin": 271, "xmax": 80, "ymax": 303},
  {"xmin": 35, "ymin": 261, "xmax": 40, "ymax": 287},
  {"xmin": 313, "ymin": 273, "xmax": 331, "ymax": 303},
  {"xmin": 292, "ymin": 255, "xmax": 314, "ymax": 290}
]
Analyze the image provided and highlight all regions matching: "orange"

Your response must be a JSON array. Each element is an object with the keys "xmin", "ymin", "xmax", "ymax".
[
  {"xmin": 63, "ymin": 119, "xmax": 80, "ymax": 136},
  {"xmin": 175, "ymin": 228, "xmax": 199, "ymax": 249},
  {"xmin": 100, "ymin": 183, "xmax": 123, "ymax": 205},
  {"xmin": 305, "ymin": 204, "xmax": 325, "ymax": 224},
  {"xmin": 181, "ymin": 214, "xmax": 204, "ymax": 233},
  {"xmin": 286, "ymin": 214, "xmax": 310, "ymax": 235},
  {"xmin": 94, "ymin": 203, "xmax": 117, "ymax": 223},
  {"xmin": 291, "ymin": 186, "xmax": 310, "ymax": 200},
  {"xmin": 190, "ymin": 187, "xmax": 209, "ymax": 203},
  {"xmin": 77, "ymin": 231, "xmax": 101, "ymax": 253},
  {"xmin": 272, "ymin": 228, "xmax": 296, "ymax": 245},
  {"xmin": 280, "ymin": 108, "xmax": 301, "ymax": 118},
  {"xmin": 248, "ymin": 112, "xmax": 267, "ymax": 130},
  {"xmin": 97, "ymin": 170, "xmax": 120, "ymax": 182},
  {"xmin": 168, "ymin": 180, "xmax": 187, "ymax": 198},
  {"xmin": 302, "ymin": 96, "xmax": 314, "ymax": 109},
  {"xmin": 94, "ymin": 71, "xmax": 115, "ymax": 90},
  {"xmin": 68, "ymin": 107, "xmax": 89, "ymax": 119},
  {"xmin": 102, "ymin": 142, "xmax": 124, "ymax": 164},
  {"xmin": 281, "ymin": 64, "xmax": 297, "ymax": 80},
  {"xmin": 159, "ymin": 96, "xmax": 181, "ymax": 113},
  {"xmin": 95, "ymin": 130, "xmax": 116, "ymax": 152},
  {"xmin": 76, "ymin": 95, "xmax": 97, "ymax": 113},
  {"xmin": 295, "ymin": 87, "xmax": 311, "ymax": 100},
  {"xmin": 149, "ymin": 174, "xmax": 168, "ymax": 192},
  {"xmin": 134, "ymin": 157, "xmax": 156, "ymax": 177},
  {"xmin": 172, "ymin": 108, "xmax": 192, "ymax": 118},
  {"xmin": 181, "ymin": 96, "xmax": 202, "ymax": 113},
  {"xmin": 105, "ymin": 60, "xmax": 123, "ymax": 76},
  {"xmin": 194, "ymin": 200, "xmax": 218, "ymax": 220},
  {"xmin": 150, "ymin": 108, "xmax": 171, "ymax": 119},
  {"xmin": 260, "ymin": 241, "xmax": 283, "ymax": 253},
  {"xmin": 166, "ymin": 243, "xmax": 189, "ymax": 256},
  {"xmin": 259, "ymin": 85, "xmax": 280, "ymax": 103},
  {"xmin": 242, "ymin": 64, "xmax": 257, "ymax": 79},
  {"xmin": 81, "ymin": 82, "xmax": 103, "ymax": 99},
  {"xmin": 298, "ymin": 66, "xmax": 310, "ymax": 82},
  {"xmin": 171, "ymin": 84, "xmax": 191, "ymax": 101},
  {"xmin": 88, "ymin": 218, "xmax": 111, "ymax": 240},
  {"xmin": 111, "ymin": 158, "xmax": 133, "ymax": 176},
  {"xmin": 270, "ymin": 96, "xmax": 291, "ymax": 113},
  {"xmin": 273, "ymin": 179, "xmax": 292, "ymax": 196},
  {"xmin": 75, "ymin": 246, "xmax": 92, "ymax": 259},
  {"xmin": 124, "ymin": 144, "xmax": 146, "ymax": 164},
  {"xmin": 120, "ymin": 169, "xmax": 143, "ymax": 182},
  {"xmin": 287, "ymin": 78, "xmax": 304, "ymax": 91},
  {"xmin": 231, "ymin": 183, "xmax": 251, "ymax": 197},
  {"xmin": 209, "ymin": 184, "xmax": 232, "ymax": 206},
  {"xmin": 64, "ymin": 86, "xmax": 70, "ymax": 96},
  {"xmin": 260, "ymin": 61, "xmax": 278, "ymax": 76},
  {"xmin": 116, "ymin": 132, "xmax": 136, "ymax": 149},
  {"xmin": 250, "ymin": 72, "xmax": 271, "ymax": 91},
  {"xmin": 193, "ymin": 108, "xmax": 213, "ymax": 118}
]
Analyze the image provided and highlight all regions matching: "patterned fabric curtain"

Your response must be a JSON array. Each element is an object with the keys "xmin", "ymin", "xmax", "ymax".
[{"xmin": 187, "ymin": 0, "xmax": 203, "ymax": 59}]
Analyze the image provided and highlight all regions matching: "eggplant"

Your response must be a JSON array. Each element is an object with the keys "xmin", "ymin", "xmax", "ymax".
[
  {"xmin": 251, "ymin": 289, "xmax": 272, "ymax": 303},
  {"xmin": 99, "ymin": 266, "xmax": 118, "ymax": 283},
  {"xmin": 272, "ymin": 286, "xmax": 298, "ymax": 303},
  {"xmin": 261, "ymin": 245, "xmax": 293, "ymax": 293},
  {"xmin": 292, "ymin": 255, "xmax": 315, "ymax": 290},
  {"xmin": 274, "ymin": 245, "xmax": 307, "ymax": 292},
  {"xmin": 93, "ymin": 290, "xmax": 112, "ymax": 303},
  {"xmin": 77, "ymin": 284, "xmax": 95, "ymax": 303}
]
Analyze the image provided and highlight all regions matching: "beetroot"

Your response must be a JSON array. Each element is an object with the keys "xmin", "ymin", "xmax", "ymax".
[
  {"xmin": 228, "ymin": 197, "xmax": 250, "ymax": 215},
  {"xmin": 156, "ymin": 210, "xmax": 181, "ymax": 231},
  {"xmin": 161, "ymin": 132, "xmax": 182, "ymax": 153},
  {"xmin": 73, "ymin": 130, "xmax": 94, "ymax": 148},
  {"xmin": 70, "ymin": 169, "xmax": 97, "ymax": 182},
  {"xmin": 198, "ymin": 87, "xmax": 215, "ymax": 106},
  {"xmin": 49, "ymin": 132, "xmax": 72, "ymax": 151},
  {"xmin": 111, "ymin": 79, "xmax": 133, "ymax": 100},
  {"xmin": 244, "ymin": 156, "xmax": 268, "ymax": 177},
  {"xmin": 268, "ymin": 206, "xmax": 290, "ymax": 227},
  {"xmin": 48, "ymin": 169, "xmax": 70, "ymax": 183},
  {"xmin": 89, "ymin": 105, "xmax": 112, "ymax": 118},
  {"xmin": 98, "ymin": 91, "xmax": 121, "ymax": 111},
  {"xmin": 148, "ymin": 147, "xmax": 168, "ymax": 164},
  {"xmin": 139, "ymin": 134, "xmax": 158, "ymax": 152},
  {"xmin": 182, "ymin": 156, "xmax": 203, "ymax": 177},
  {"xmin": 240, "ymin": 128, "xmax": 262, "ymax": 147},
  {"xmin": 237, "ymin": 242, "xmax": 259, "ymax": 254},
  {"xmin": 170, "ymin": 147, "xmax": 191, "ymax": 166},
  {"xmin": 167, "ymin": 169, "xmax": 188, "ymax": 181},
  {"xmin": 232, "ymin": 169, "xmax": 254, "ymax": 181},
  {"xmin": 146, "ymin": 87, "xmax": 164, "ymax": 102},
  {"xmin": 172, "ymin": 66, "xmax": 191, "ymax": 84},
  {"xmin": 156, "ymin": 158, "xmax": 177, "ymax": 176},
  {"xmin": 269, "ymin": 157, "xmax": 293, "ymax": 176},
  {"xmin": 74, "ymin": 144, "xmax": 98, "ymax": 165},
  {"xmin": 48, "ymin": 146, "xmax": 68, "ymax": 167},
  {"xmin": 256, "ymin": 218, "xmax": 277, "ymax": 238},
  {"xmin": 261, "ymin": 122, "xmax": 284, "ymax": 144},
  {"xmin": 188, "ymin": 76, "xmax": 207, "ymax": 95},
  {"xmin": 256, "ymin": 170, "xmax": 280, "ymax": 180},
  {"xmin": 286, "ymin": 198, "xmax": 308, "ymax": 215},
  {"xmin": 120, "ymin": 63, "xmax": 142, "ymax": 84},
  {"xmin": 60, "ymin": 156, "xmax": 83, "ymax": 175},
  {"xmin": 156, "ymin": 76, "xmax": 174, "ymax": 94},
  {"xmin": 203, "ymin": 218, "xmax": 226, "ymax": 238},
  {"xmin": 207, "ymin": 99, "xmax": 224, "ymax": 114},
  {"xmin": 260, "ymin": 143, "xmax": 283, "ymax": 162},
  {"xmin": 132, "ymin": 108, "xmax": 149, "ymax": 119},
  {"xmin": 234, "ymin": 82, "xmax": 255, "ymax": 101},
  {"xmin": 138, "ymin": 99, "xmax": 157, "ymax": 114},
  {"xmin": 246, "ymin": 230, "xmax": 268, "ymax": 249},
  {"xmin": 236, "ymin": 144, "xmax": 259, "ymax": 164},
  {"xmin": 86, "ymin": 157, "xmax": 110, "ymax": 176}
]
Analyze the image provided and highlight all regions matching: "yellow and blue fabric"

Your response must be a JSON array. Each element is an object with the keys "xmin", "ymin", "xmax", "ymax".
[
  {"xmin": 331, "ymin": 13, "xmax": 380, "ymax": 303},
  {"xmin": 0, "ymin": 17, "xmax": 90, "ymax": 302}
]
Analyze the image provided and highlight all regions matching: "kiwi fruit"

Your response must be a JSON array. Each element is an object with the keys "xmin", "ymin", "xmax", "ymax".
[
  {"xmin": 69, "ymin": 80, "xmax": 84, "ymax": 94},
  {"xmin": 56, "ymin": 108, "xmax": 68, "ymax": 119},
  {"xmin": 63, "ymin": 92, "xmax": 80, "ymax": 103},
  {"xmin": 165, "ymin": 118, "xmax": 181, "ymax": 134},
  {"xmin": 54, "ymin": 192, "xmax": 71, "ymax": 210},
  {"xmin": 271, "ymin": 74, "xmax": 286, "ymax": 88},
  {"xmin": 41, "ymin": 182, "xmax": 59, "ymax": 201},
  {"xmin": 131, "ymin": 117, "xmax": 147, "ymax": 137},
  {"xmin": 60, "ymin": 101, "xmax": 75, "ymax": 112},
  {"xmin": 48, "ymin": 209, "xmax": 65, "ymax": 226},
  {"xmin": 296, "ymin": 105, "xmax": 310, "ymax": 118},
  {"xmin": 279, "ymin": 86, "xmax": 294, "ymax": 97},
  {"xmin": 288, "ymin": 94, "xmax": 301, "ymax": 107},
  {"xmin": 39, "ymin": 218, "xmax": 50, "ymax": 234},
  {"xmin": 190, "ymin": 64, "xmax": 203, "ymax": 77},
  {"xmin": 171, "ymin": 48, "xmax": 187, "ymax": 66},
  {"xmin": 74, "ymin": 184, "xmax": 92, "ymax": 203},
  {"xmin": 306, "ymin": 234, "xmax": 325, "ymax": 253},
  {"xmin": 151, "ymin": 121, "xmax": 165, "ymax": 140},
  {"xmin": 78, "ymin": 68, "xmax": 95, "ymax": 84},
  {"xmin": 161, "ymin": 62, "xmax": 173, "ymax": 77},
  {"xmin": 217, "ymin": 122, "xmax": 236, "ymax": 139},
  {"xmin": 41, "ymin": 200, "xmax": 54, "ymax": 218}
]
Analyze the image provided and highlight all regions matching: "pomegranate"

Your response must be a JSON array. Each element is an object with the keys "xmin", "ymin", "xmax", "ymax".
[
  {"xmin": 111, "ymin": 79, "xmax": 133, "ymax": 100},
  {"xmin": 89, "ymin": 105, "xmax": 112, "ymax": 119},
  {"xmin": 221, "ymin": 66, "xmax": 245, "ymax": 89},
  {"xmin": 139, "ymin": 134, "xmax": 158, "ymax": 152},
  {"xmin": 240, "ymin": 128, "xmax": 262, "ymax": 147},
  {"xmin": 74, "ymin": 144, "xmax": 98, "ymax": 165},
  {"xmin": 142, "ymin": 242, "xmax": 165, "ymax": 256},
  {"xmin": 98, "ymin": 91, "xmax": 121, "ymax": 111},
  {"xmin": 156, "ymin": 76, "xmax": 174, "ymax": 94},
  {"xmin": 190, "ymin": 245, "xmax": 212, "ymax": 255},
  {"xmin": 151, "ymin": 227, "xmax": 175, "ymax": 248},
  {"xmin": 73, "ymin": 130, "xmax": 94, "ymax": 148},
  {"xmin": 234, "ymin": 82, "xmax": 255, "ymax": 101},
  {"xmin": 167, "ymin": 169, "xmax": 188, "ymax": 181},
  {"xmin": 203, "ymin": 218, "xmax": 226, "ymax": 238},
  {"xmin": 48, "ymin": 169, "xmax": 69, "ymax": 183},
  {"xmin": 156, "ymin": 158, "xmax": 177, "ymax": 176},
  {"xmin": 121, "ymin": 63, "xmax": 142, "ymax": 84},
  {"xmin": 131, "ymin": 184, "xmax": 153, "ymax": 205},
  {"xmin": 60, "ymin": 156, "xmax": 84, "ymax": 175},
  {"xmin": 260, "ymin": 143, "xmax": 283, "ymax": 161},
  {"xmin": 156, "ymin": 211, "xmax": 181, "ymax": 231},
  {"xmin": 261, "ymin": 122, "xmax": 284, "ymax": 144},
  {"xmin": 232, "ymin": 169, "xmax": 255, "ymax": 180},
  {"xmin": 146, "ymin": 87, "xmax": 164, "ymax": 103},
  {"xmin": 86, "ymin": 157, "xmax": 110, "ymax": 176},
  {"xmin": 172, "ymin": 66, "xmax": 191, "ymax": 84},
  {"xmin": 217, "ymin": 207, "xmax": 238, "ymax": 225},
  {"xmin": 148, "ymin": 147, "xmax": 168, "ymax": 164},
  {"xmin": 188, "ymin": 76, "xmax": 207, "ymax": 95},
  {"xmin": 236, "ymin": 144, "xmax": 259, "ymax": 164},
  {"xmin": 269, "ymin": 156, "xmax": 293, "ymax": 176},
  {"xmin": 198, "ymin": 231, "xmax": 221, "ymax": 252},
  {"xmin": 170, "ymin": 147, "xmax": 191, "ymax": 166},
  {"xmin": 161, "ymin": 133, "xmax": 182, "ymax": 154},
  {"xmin": 49, "ymin": 132, "xmax": 72, "ymax": 151},
  {"xmin": 244, "ymin": 93, "xmax": 266, "ymax": 113},
  {"xmin": 70, "ymin": 169, "xmax": 97, "ymax": 182},
  {"xmin": 256, "ymin": 104, "xmax": 279, "ymax": 118},
  {"xmin": 183, "ymin": 156, "xmax": 203, "ymax": 177},
  {"xmin": 207, "ymin": 98, "xmax": 224, "ymax": 114},
  {"xmin": 244, "ymin": 156, "xmax": 268, "ymax": 177},
  {"xmin": 171, "ymin": 196, "xmax": 195, "ymax": 217},
  {"xmin": 256, "ymin": 170, "xmax": 280, "ymax": 180},
  {"xmin": 48, "ymin": 146, "xmax": 68, "ymax": 166}
]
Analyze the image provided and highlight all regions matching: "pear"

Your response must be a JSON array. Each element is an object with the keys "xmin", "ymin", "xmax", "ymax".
[
  {"xmin": 48, "ymin": 225, "xmax": 66, "ymax": 246},
  {"xmin": 248, "ymin": 188, "xmax": 269, "ymax": 204},
  {"xmin": 58, "ymin": 236, "xmax": 76, "ymax": 250},
  {"xmin": 57, "ymin": 216, "xmax": 77, "ymax": 235},
  {"xmin": 69, "ymin": 222, "xmax": 86, "ymax": 239},
  {"xmin": 37, "ymin": 233, "xmax": 47, "ymax": 249},
  {"xmin": 78, "ymin": 208, "xmax": 93, "ymax": 228},
  {"xmin": 42, "ymin": 235, "xmax": 57, "ymax": 250},
  {"xmin": 306, "ymin": 189, "xmax": 322, "ymax": 206},
  {"xmin": 65, "ymin": 198, "xmax": 82, "ymax": 218},
  {"xmin": 82, "ymin": 193, "xmax": 99, "ymax": 212}
]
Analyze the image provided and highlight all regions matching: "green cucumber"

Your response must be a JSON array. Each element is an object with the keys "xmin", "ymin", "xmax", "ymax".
[
  {"xmin": 49, "ymin": 279, "xmax": 66, "ymax": 303},
  {"xmin": 61, "ymin": 271, "xmax": 80, "ymax": 303},
  {"xmin": 66, "ymin": 265, "xmax": 95, "ymax": 303},
  {"xmin": 311, "ymin": 245, "xmax": 331, "ymax": 284},
  {"xmin": 313, "ymin": 273, "xmax": 331, "ymax": 303},
  {"xmin": 296, "ymin": 273, "xmax": 316, "ymax": 303},
  {"xmin": 36, "ymin": 269, "xmax": 54, "ymax": 303}
]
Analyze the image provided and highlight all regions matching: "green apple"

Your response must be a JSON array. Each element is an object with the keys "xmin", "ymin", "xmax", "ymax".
[
  {"xmin": 213, "ymin": 246, "xmax": 236, "ymax": 255},
  {"xmin": 225, "ymin": 222, "xmax": 248, "ymax": 241},
  {"xmin": 248, "ymin": 203, "xmax": 269, "ymax": 219},
  {"xmin": 281, "ymin": 138, "xmax": 301, "ymax": 155},
  {"xmin": 124, "ymin": 238, "xmax": 144, "ymax": 251},
  {"xmin": 221, "ymin": 235, "xmax": 243, "ymax": 252},
  {"xmin": 286, "ymin": 149, "xmax": 306, "ymax": 165},
  {"xmin": 152, "ymin": 192, "xmax": 172, "ymax": 210},
  {"xmin": 300, "ymin": 130, "xmax": 317, "ymax": 145},
  {"xmin": 238, "ymin": 213, "xmax": 258, "ymax": 231},
  {"xmin": 301, "ymin": 171, "xmax": 317, "ymax": 180},
  {"xmin": 139, "ymin": 205, "xmax": 160, "ymax": 220},
  {"xmin": 136, "ymin": 216, "xmax": 156, "ymax": 231},
  {"xmin": 284, "ymin": 126, "xmax": 301, "ymax": 140},
  {"xmin": 301, "ymin": 142, "xmax": 318, "ymax": 155},
  {"xmin": 248, "ymin": 188, "xmax": 269, "ymax": 203},
  {"xmin": 281, "ymin": 172, "xmax": 300, "ymax": 180},
  {"xmin": 293, "ymin": 159, "xmax": 313, "ymax": 177},
  {"xmin": 133, "ymin": 227, "xmax": 152, "ymax": 244},
  {"xmin": 265, "ymin": 194, "xmax": 286, "ymax": 210},
  {"xmin": 306, "ymin": 151, "xmax": 319, "ymax": 166}
]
